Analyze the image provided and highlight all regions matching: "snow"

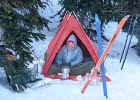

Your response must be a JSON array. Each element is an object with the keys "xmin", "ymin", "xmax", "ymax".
[
  {"xmin": 103, "ymin": 21, "xmax": 138, "ymax": 47},
  {"xmin": 1, "ymin": 1, "xmax": 140, "ymax": 100}
]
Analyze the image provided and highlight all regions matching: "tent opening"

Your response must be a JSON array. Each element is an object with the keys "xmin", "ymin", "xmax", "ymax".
[{"xmin": 47, "ymin": 32, "xmax": 96, "ymax": 75}]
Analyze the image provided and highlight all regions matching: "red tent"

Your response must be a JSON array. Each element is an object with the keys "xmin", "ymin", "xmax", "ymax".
[{"xmin": 42, "ymin": 13, "xmax": 111, "ymax": 81}]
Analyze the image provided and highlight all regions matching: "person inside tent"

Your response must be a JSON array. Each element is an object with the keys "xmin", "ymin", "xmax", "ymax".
[
  {"xmin": 46, "ymin": 34, "xmax": 95, "ymax": 75},
  {"xmin": 55, "ymin": 34, "xmax": 83, "ymax": 67}
]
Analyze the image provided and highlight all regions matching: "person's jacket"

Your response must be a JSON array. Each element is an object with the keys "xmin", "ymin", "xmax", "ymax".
[{"xmin": 55, "ymin": 34, "xmax": 83, "ymax": 67}]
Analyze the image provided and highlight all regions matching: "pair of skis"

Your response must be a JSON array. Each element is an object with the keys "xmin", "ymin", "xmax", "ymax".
[{"xmin": 81, "ymin": 15, "xmax": 130, "ymax": 96}]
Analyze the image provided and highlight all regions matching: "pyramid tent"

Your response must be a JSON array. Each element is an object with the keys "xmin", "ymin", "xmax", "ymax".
[
  {"xmin": 45, "ymin": 13, "xmax": 71, "ymax": 55},
  {"xmin": 42, "ymin": 13, "xmax": 111, "ymax": 81}
]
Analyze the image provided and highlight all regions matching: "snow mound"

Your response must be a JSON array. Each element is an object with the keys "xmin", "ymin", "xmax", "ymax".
[{"xmin": 103, "ymin": 21, "xmax": 138, "ymax": 47}]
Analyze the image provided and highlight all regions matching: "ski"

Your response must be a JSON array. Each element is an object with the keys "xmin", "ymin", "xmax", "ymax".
[
  {"xmin": 81, "ymin": 15, "xmax": 130, "ymax": 94},
  {"xmin": 95, "ymin": 14, "xmax": 108, "ymax": 98}
]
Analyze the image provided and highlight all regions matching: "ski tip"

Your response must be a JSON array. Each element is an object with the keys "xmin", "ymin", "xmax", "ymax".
[
  {"xmin": 125, "ymin": 15, "xmax": 130, "ymax": 19},
  {"xmin": 81, "ymin": 88, "xmax": 85, "ymax": 94},
  {"xmin": 81, "ymin": 90, "xmax": 84, "ymax": 94}
]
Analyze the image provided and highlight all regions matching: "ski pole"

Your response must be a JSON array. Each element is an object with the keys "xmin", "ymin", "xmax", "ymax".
[
  {"xmin": 121, "ymin": 16, "xmax": 138, "ymax": 70},
  {"xmin": 120, "ymin": 16, "xmax": 134, "ymax": 63}
]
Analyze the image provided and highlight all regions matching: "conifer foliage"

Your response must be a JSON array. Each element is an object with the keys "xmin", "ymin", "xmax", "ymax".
[{"xmin": 0, "ymin": 0, "xmax": 49, "ymax": 92}]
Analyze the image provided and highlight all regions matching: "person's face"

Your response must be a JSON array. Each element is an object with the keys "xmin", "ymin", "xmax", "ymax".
[{"xmin": 68, "ymin": 42, "xmax": 74, "ymax": 50}]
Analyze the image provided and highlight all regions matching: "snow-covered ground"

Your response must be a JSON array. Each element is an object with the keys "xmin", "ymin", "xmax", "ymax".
[
  {"xmin": 1, "ymin": 21, "xmax": 140, "ymax": 100},
  {"xmin": 1, "ymin": 22, "xmax": 140, "ymax": 100},
  {"xmin": 1, "ymin": 1, "xmax": 140, "ymax": 100}
]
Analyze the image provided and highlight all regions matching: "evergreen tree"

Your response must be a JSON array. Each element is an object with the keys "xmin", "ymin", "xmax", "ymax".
[
  {"xmin": 58, "ymin": 0, "xmax": 140, "ymax": 55},
  {"xmin": 0, "ymin": 0, "xmax": 50, "ymax": 92},
  {"xmin": 58, "ymin": 0, "xmax": 140, "ymax": 23}
]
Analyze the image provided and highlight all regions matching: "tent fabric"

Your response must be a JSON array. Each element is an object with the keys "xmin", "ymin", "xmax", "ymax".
[
  {"xmin": 42, "ymin": 14, "xmax": 98, "ymax": 75},
  {"xmin": 45, "ymin": 13, "xmax": 71, "ymax": 55},
  {"xmin": 42, "ymin": 13, "xmax": 111, "ymax": 81}
]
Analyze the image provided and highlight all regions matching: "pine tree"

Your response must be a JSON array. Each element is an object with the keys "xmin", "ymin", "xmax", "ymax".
[
  {"xmin": 58, "ymin": 0, "xmax": 140, "ymax": 57},
  {"xmin": 0, "ymin": 0, "xmax": 50, "ymax": 92},
  {"xmin": 58, "ymin": 0, "xmax": 139, "ymax": 29}
]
